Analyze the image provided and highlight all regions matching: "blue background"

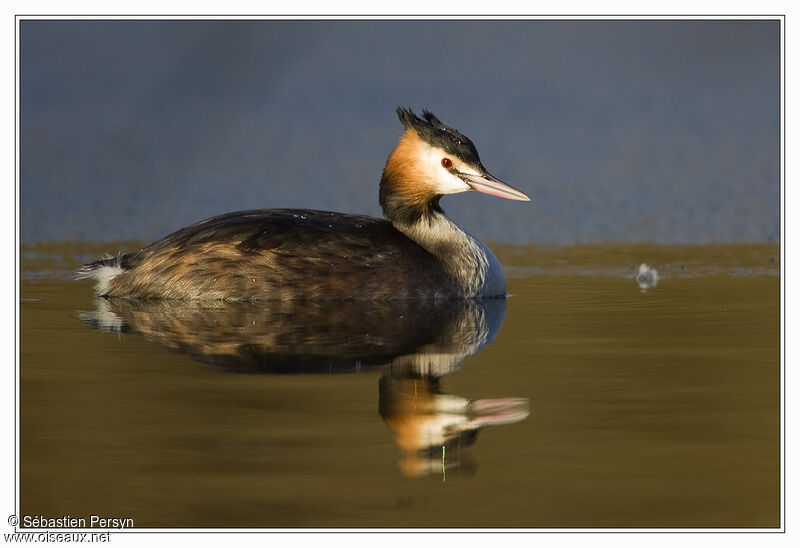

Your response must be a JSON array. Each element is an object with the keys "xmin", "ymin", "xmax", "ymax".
[{"xmin": 20, "ymin": 19, "xmax": 780, "ymax": 245}]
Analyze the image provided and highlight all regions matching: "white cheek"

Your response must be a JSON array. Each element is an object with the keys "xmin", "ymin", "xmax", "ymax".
[{"xmin": 423, "ymin": 147, "xmax": 471, "ymax": 194}]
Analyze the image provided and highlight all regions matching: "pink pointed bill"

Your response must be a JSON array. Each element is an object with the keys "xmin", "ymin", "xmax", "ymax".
[{"xmin": 462, "ymin": 173, "xmax": 531, "ymax": 201}]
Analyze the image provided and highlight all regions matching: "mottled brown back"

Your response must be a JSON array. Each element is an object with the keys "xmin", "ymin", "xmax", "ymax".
[{"xmin": 104, "ymin": 209, "xmax": 459, "ymax": 300}]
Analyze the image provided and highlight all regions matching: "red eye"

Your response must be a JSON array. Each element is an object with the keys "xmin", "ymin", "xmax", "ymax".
[{"xmin": 441, "ymin": 158, "xmax": 453, "ymax": 169}]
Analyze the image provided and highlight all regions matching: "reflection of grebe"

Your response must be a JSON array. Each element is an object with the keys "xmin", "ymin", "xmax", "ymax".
[
  {"xmin": 76, "ymin": 108, "xmax": 529, "ymax": 301},
  {"xmin": 78, "ymin": 296, "xmax": 529, "ymax": 479},
  {"xmin": 379, "ymin": 376, "xmax": 529, "ymax": 478},
  {"xmin": 79, "ymin": 298, "xmax": 506, "ymax": 375}
]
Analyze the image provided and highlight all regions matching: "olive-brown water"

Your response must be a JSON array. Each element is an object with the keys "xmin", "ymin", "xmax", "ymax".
[{"xmin": 19, "ymin": 243, "xmax": 780, "ymax": 528}]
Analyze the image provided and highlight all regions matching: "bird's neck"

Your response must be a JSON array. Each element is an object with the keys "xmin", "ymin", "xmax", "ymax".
[{"xmin": 380, "ymin": 185, "xmax": 505, "ymax": 298}]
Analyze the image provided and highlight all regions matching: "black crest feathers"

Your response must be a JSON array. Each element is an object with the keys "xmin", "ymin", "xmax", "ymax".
[{"xmin": 395, "ymin": 107, "xmax": 483, "ymax": 167}]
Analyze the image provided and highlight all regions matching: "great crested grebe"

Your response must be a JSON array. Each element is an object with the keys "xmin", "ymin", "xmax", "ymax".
[{"xmin": 77, "ymin": 108, "xmax": 530, "ymax": 301}]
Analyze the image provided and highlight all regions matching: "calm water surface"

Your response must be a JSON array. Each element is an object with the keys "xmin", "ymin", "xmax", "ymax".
[{"xmin": 19, "ymin": 243, "xmax": 780, "ymax": 528}]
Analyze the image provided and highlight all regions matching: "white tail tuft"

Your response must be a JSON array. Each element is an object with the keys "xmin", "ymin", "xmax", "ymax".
[{"xmin": 74, "ymin": 255, "xmax": 125, "ymax": 295}]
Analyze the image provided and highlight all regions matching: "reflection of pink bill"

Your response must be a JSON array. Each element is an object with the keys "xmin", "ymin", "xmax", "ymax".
[{"xmin": 466, "ymin": 397, "xmax": 531, "ymax": 428}]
